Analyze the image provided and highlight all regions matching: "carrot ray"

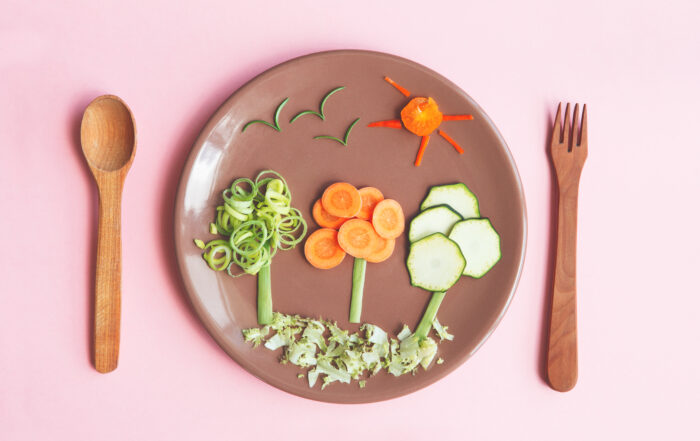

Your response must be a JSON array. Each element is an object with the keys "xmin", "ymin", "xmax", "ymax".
[
  {"xmin": 442, "ymin": 114, "xmax": 474, "ymax": 121},
  {"xmin": 368, "ymin": 119, "xmax": 402, "ymax": 128},
  {"xmin": 384, "ymin": 77, "xmax": 411, "ymax": 97},
  {"xmin": 415, "ymin": 135, "xmax": 430, "ymax": 166},
  {"xmin": 438, "ymin": 130, "xmax": 464, "ymax": 154}
]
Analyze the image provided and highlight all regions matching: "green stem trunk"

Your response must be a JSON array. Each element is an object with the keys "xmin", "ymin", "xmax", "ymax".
[
  {"xmin": 415, "ymin": 291, "xmax": 446, "ymax": 339},
  {"xmin": 349, "ymin": 258, "xmax": 367, "ymax": 323},
  {"xmin": 257, "ymin": 263, "xmax": 272, "ymax": 325}
]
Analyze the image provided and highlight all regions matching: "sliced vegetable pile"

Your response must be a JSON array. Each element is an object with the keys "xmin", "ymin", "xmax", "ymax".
[
  {"xmin": 407, "ymin": 183, "xmax": 501, "ymax": 338},
  {"xmin": 194, "ymin": 170, "xmax": 307, "ymax": 325},
  {"xmin": 304, "ymin": 182, "xmax": 405, "ymax": 323},
  {"xmin": 242, "ymin": 312, "xmax": 453, "ymax": 389}
]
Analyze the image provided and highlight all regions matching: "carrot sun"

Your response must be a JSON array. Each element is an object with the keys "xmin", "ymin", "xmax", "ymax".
[{"xmin": 368, "ymin": 76, "xmax": 474, "ymax": 166}]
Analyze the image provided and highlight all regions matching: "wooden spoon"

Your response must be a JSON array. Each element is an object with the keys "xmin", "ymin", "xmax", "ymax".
[{"xmin": 80, "ymin": 95, "xmax": 136, "ymax": 373}]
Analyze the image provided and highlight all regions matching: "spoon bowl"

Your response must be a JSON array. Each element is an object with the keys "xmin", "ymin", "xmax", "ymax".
[
  {"xmin": 80, "ymin": 95, "xmax": 136, "ymax": 373},
  {"xmin": 81, "ymin": 96, "xmax": 135, "ymax": 172}
]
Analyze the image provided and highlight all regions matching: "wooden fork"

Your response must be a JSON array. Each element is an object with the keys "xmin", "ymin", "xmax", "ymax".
[{"xmin": 546, "ymin": 103, "xmax": 587, "ymax": 392}]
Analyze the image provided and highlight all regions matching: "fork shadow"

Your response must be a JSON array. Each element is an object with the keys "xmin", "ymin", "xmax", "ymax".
[{"xmin": 538, "ymin": 108, "xmax": 558, "ymax": 386}]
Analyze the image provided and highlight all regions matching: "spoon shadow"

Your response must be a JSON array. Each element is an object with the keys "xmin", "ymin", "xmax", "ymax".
[{"xmin": 69, "ymin": 91, "xmax": 105, "ymax": 368}]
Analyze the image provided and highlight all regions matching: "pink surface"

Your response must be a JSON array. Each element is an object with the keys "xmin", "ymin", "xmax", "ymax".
[{"xmin": 2, "ymin": 0, "xmax": 699, "ymax": 439}]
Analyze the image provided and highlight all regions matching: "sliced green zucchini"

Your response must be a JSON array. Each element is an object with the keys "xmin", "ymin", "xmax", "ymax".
[
  {"xmin": 448, "ymin": 218, "xmax": 501, "ymax": 278},
  {"xmin": 420, "ymin": 183, "xmax": 480, "ymax": 219},
  {"xmin": 408, "ymin": 205, "xmax": 462, "ymax": 243},
  {"xmin": 407, "ymin": 233, "xmax": 466, "ymax": 292}
]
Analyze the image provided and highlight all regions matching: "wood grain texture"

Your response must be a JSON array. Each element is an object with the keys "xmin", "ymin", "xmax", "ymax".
[
  {"xmin": 547, "ymin": 103, "xmax": 587, "ymax": 392},
  {"xmin": 80, "ymin": 95, "xmax": 136, "ymax": 373}
]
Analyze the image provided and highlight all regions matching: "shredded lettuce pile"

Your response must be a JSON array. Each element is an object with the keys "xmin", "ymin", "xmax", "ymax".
[{"xmin": 242, "ymin": 312, "xmax": 453, "ymax": 389}]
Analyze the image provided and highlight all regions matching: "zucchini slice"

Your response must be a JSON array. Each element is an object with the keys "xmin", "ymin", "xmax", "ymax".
[
  {"xmin": 407, "ymin": 233, "xmax": 466, "ymax": 292},
  {"xmin": 408, "ymin": 205, "xmax": 462, "ymax": 243},
  {"xmin": 420, "ymin": 183, "xmax": 480, "ymax": 219},
  {"xmin": 448, "ymin": 218, "xmax": 501, "ymax": 278}
]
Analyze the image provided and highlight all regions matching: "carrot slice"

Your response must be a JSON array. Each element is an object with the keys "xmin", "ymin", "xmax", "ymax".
[
  {"xmin": 442, "ymin": 114, "xmax": 474, "ymax": 121},
  {"xmin": 366, "ymin": 236, "xmax": 395, "ymax": 263},
  {"xmin": 368, "ymin": 120, "xmax": 402, "ymax": 129},
  {"xmin": 400, "ymin": 97, "xmax": 443, "ymax": 136},
  {"xmin": 356, "ymin": 187, "xmax": 384, "ymax": 221},
  {"xmin": 438, "ymin": 130, "xmax": 464, "ymax": 154},
  {"xmin": 415, "ymin": 135, "xmax": 430, "ymax": 167},
  {"xmin": 321, "ymin": 182, "xmax": 362, "ymax": 218},
  {"xmin": 312, "ymin": 199, "xmax": 347, "ymax": 229},
  {"xmin": 384, "ymin": 76, "xmax": 411, "ymax": 97},
  {"xmin": 304, "ymin": 228, "xmax": 346, "ymax": 269},
  {"xmin": 371, "ymin": 199, "xmax": 405, "ymax": 239},
  {"xmin": 337, "ymin": 219, "xmax": 378, "ymax": 258}
]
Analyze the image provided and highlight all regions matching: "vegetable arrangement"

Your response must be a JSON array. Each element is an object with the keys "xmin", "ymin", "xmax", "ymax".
[
  {"xmin": 407, "ymin": 183, "xmax": 501, "ymax": 339},
  {"xmin": 304, "ymin": 182, "xmax": 405, "ymax": 323},
  {"xmin": 242, "ymin": 312, "xmax": 453, "ymax": 389},
  {"xmin": 194, "ymin": 170, "xmax": 307, "ymax": 325},
  {"xmin": 368, "ymin": 76, "xmax": 474, "ymax": 166}
]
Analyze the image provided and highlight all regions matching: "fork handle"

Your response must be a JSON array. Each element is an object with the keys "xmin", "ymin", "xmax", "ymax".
[{"xmin": 546, "ymin": 183, "xmax": 579, "ymax": 391}]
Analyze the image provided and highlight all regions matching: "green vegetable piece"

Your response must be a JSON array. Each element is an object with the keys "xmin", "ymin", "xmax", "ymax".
[
  {"xmin": 437, "ymin": 358, "xmax": 444, "ymax": 365},
  {"xmin": 242, "ymin": 97, "xmax": 289, "ymax": 132},
  {"xmin": 194, "ymin": 239, "xmax": 205, "ymax": 249},
  {"xmin": 290, "ymin": 86, "xmax": 345, "ymax": 123},
  {"xmin": 349, "ymin": 258, "xmax": 367, "ymax": 323},
  {"xmin": 209, "ymin": 223, "xmax": 218, "ymax": 235},
  {"xmin": 313, "ymin": 117, "xmax": 360, "ymax": 146},
  {"xmin": 359, "ymin": 380, "xmax": 366, "ymax": 389}
]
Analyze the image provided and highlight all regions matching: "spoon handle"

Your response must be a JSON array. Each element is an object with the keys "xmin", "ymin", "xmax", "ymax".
[{"xmin": 94, "ymin": 173, "xmax": 124, "ymax": 373}]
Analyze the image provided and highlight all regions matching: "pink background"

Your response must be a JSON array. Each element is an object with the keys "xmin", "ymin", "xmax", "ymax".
[{"xmin": 2, "ymin": 0, "xmax": 699, "ymax": 439}]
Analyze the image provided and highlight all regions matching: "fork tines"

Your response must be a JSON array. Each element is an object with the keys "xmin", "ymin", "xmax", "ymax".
[{"xmin": 552, "ymin": 103, "xmax": 587, "ymax": 152}]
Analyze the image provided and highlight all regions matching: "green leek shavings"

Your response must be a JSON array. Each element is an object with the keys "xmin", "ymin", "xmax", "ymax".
[
  {"xmin": 432, "ymin": 318, "xmax": 455, "ymax": 342},
  {"xmin": 193, "ymin": 239, "xmax": 206, "ymax": 249},
  {"xmin": 242, "ymin": 312, "xmax": 452, "ymax": 390},
  {"xmin": 242, "ymin": 98, "xmax": 289, "ymax": 132},
  {"xmin": 298, "ymin": 373, "xmax": 305, "ymax": 379},
  {"xmin": 359, "ymin": 380, "xmax": 367, "ymax": 388},
  {"xmin": 437, "ymin": 358, "xmax": 444, "ymax": 365}
]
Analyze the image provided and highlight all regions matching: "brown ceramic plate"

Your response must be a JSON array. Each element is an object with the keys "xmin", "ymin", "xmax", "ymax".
[{"xmin": 174, "ymin": 50, "xmax": 526, "ymax": 403}]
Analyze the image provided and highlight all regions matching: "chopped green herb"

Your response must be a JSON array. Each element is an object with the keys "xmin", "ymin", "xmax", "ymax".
[{"xmin": 193, "ymin": 239, "xmax": 206, "ymax": 249}]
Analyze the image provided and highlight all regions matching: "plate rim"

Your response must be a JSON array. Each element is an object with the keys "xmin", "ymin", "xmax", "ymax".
[{"xmin": 173, "ymin": 49, "xmax": 528, "ymax": 403}]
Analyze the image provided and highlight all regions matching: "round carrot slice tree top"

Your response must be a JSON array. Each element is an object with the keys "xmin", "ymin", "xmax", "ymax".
[
  {"xmin": 356, "ymin": 187, "xmax": 384, "ymax": 221},
  {"xmin": 337, "ymin": 219, "xmax": 377, "ymax": 259},
  {"xmin": 304, "ymin": 228, "xmax": 346, "ymax": 269},
  {"xmin": 400, "ymin": 97, "xmax": 443, "ymax": 136},
  {"xmin": 321, "ymin": 182, "xmax": 362, "ymax": 218},
  {"xmin": 312, "ymin": 199, "xmax": 347, "ymax": 230},
  {"xmin": 371, "ymin": 199, "xmax": 405, "ymax": 239}
]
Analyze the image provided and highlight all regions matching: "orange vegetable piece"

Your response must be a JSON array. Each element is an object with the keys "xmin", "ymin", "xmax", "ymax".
[
  {"xmin": 371, "ymin": 199, "xmax": 405, "ymax": 239},
  {"xmin": 337, "ymin": 219, "xmax": 378, "ymax": 258},
  {"xmin": 312, "ymin": 199, "xmax": 347, "ymax": 229},
  {"xmin": 414, "ymin": 135, "xmax": 430, "ymax": 167},
  {"xmin": 366, "ymin": 236, "xmax": 395, "ymax": 263},
  {"xmin": 304, "ymin": 228, "xmax": 346, "ymax": 269},
  {"xmin": 321, "ymin": 182, "xmax": 362, "ymax": 218},
  {"xmin": 438, "ymin": 130, "xmax": 464, "ymax": 154},
  {"xmin": 356, "ymin": 187, "xmax": 384, "ymax": 221},
  {"xmin": 400, "ymin": 97, "xmax": 443, "ymax": 136}
]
